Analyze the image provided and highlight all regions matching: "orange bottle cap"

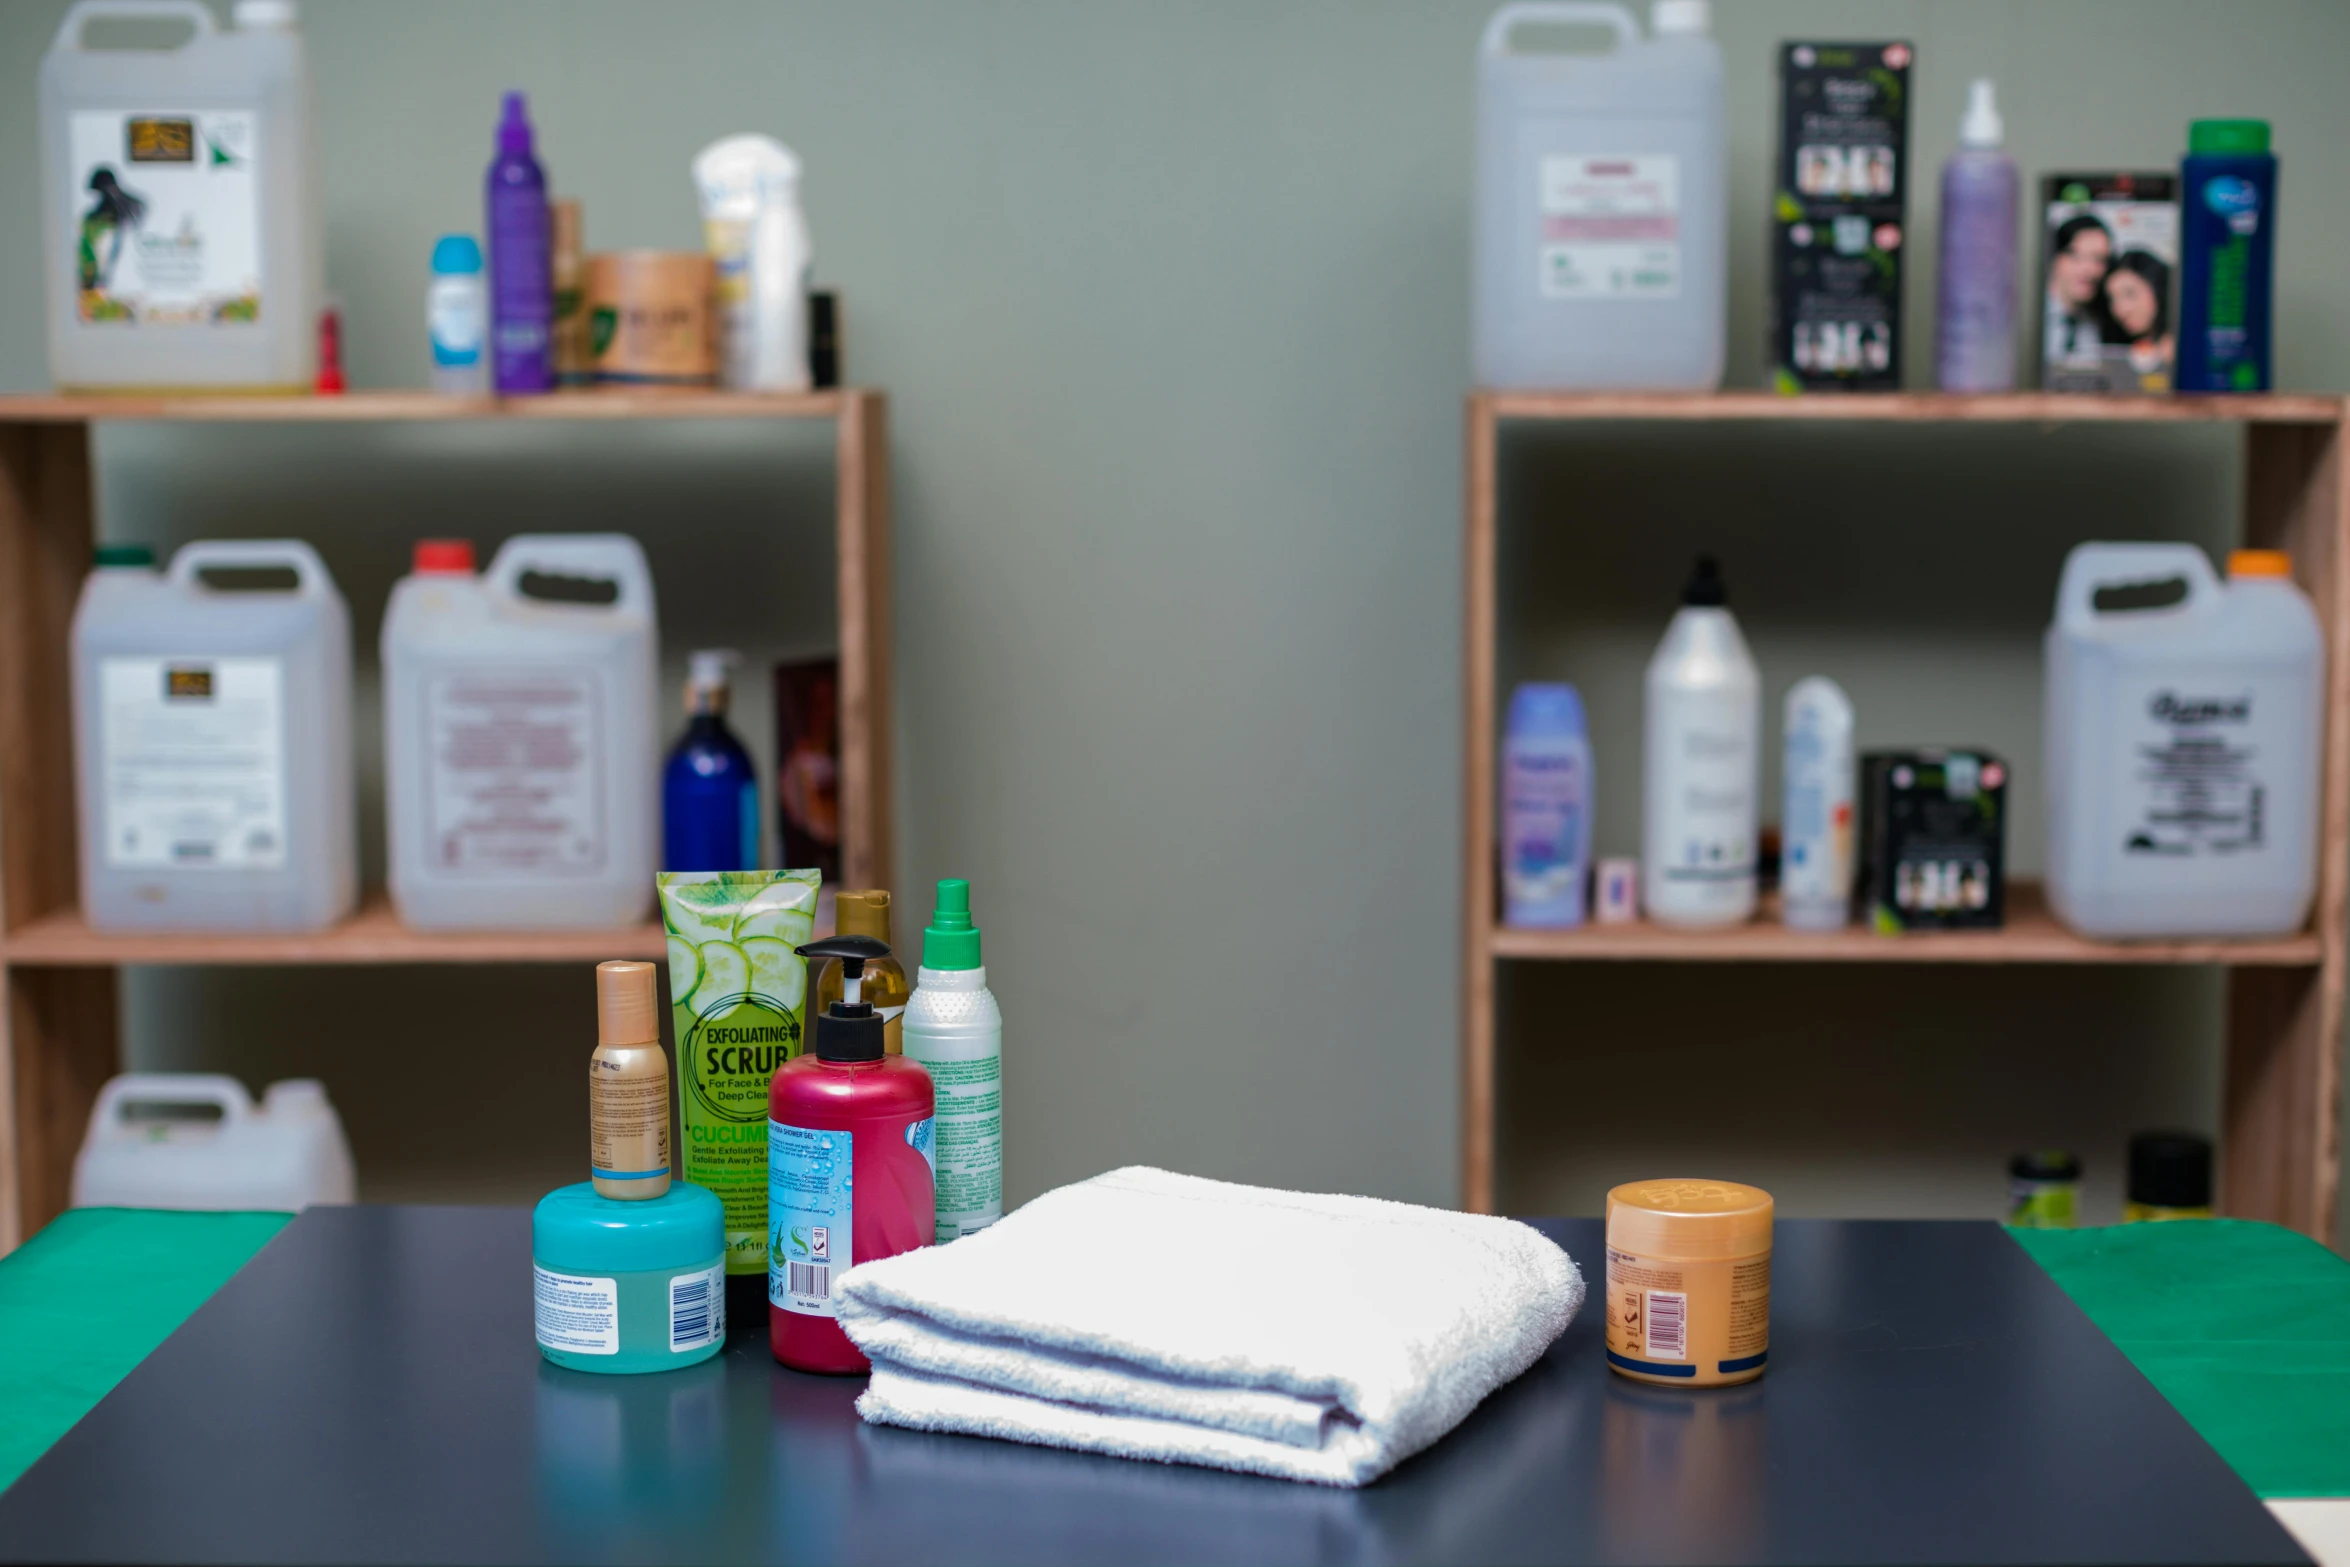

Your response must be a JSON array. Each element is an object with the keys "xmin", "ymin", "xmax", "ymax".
[
  {"xmin": 1607, "ymin": 1178, "xmax": 1774, "ymax": 1259},
  {"xmin": 2229, "ymin": 549, "xmax": 2293, "ymax": 579}
]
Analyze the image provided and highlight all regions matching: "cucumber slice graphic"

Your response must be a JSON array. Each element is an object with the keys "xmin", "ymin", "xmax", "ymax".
[
  {"xmin": 695, "ymin": 940, "xmax": 751, "ymax": 1012},
  {"xmin": 741, "ymin": 936, "xmax": 805, "ymax": 1011},
  {"xmin": 661, "ymin": 876, "xmax": 745, "ymax": 947},
  {"xmin": 734, "ymin": 878, "xmax": 817, "ymax": 945},
  {"xmin": 666, "ymin": 936, "xmax": 702, "ymax": 1008}
]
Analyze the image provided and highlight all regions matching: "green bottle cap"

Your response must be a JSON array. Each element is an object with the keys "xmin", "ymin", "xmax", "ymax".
[
  {"xmin": 921, "ymin": 878, "xmax": 982, "ymax": 970},
  {"xmin": 93, "ymin": 543, "xmax": 155, "ymax": 568},
  {"xmin": 2189, "ymin": 119, "xmax": 2270, "ymax": 154}
]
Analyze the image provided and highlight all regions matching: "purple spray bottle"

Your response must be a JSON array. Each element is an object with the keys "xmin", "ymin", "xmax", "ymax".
[
  {"xmin": 1935, "ymin": 79, "xmax": 2019, "ymax": 392},
  {"xmin": 486, "ymin": 91, "xmax": 553, "ymax": 395}
]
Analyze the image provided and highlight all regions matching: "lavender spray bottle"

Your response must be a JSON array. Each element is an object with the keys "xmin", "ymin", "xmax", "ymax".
[
  {"xmin": 486, "ymin": 91, "xmax": 553, "ymax": 395},
  {"xmin": 1935, "ymin": 80, "xmax": 2019, "ymax": 392}
]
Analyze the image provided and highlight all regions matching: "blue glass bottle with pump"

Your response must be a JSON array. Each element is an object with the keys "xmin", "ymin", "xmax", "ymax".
[{"xmin": 663, "ymin": 650, "xmax": 760, "ymax": 872}]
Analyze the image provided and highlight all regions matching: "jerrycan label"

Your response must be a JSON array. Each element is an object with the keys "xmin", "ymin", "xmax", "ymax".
[
  {"xmin": 770, "ymin": 1122, "xmax": 850, "ymax": 1317},
  {"xmin": 2122, "ymin": 685, "xmax": 2265, "ymax": 856},
  {"xmin": 1537, "ymin": 154, "xmax": 1680, "ymax": 300},
  {"xmin": 423, "ymin": 669, "xmax": 606, "ymax": 874},
  {"xmin": 99, "ymin": 655, "xmax": 287, "ymax": 870},
  {"xmin": 69, "ymin": 111, "xmax": 263, "ymax": 327}
]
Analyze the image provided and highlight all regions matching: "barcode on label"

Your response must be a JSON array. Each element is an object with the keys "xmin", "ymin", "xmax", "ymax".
[
  {"xmin": 1646, "ymin": 1290, "xmax": 1687, "ymax": 1360},
  {"xmin": 789, "ymin": 1262, "xmax": 830, "ymax": 1300},
  {"xmin": 669, "ymin": 1268, "xmax": 718, "ymax": 1352}
]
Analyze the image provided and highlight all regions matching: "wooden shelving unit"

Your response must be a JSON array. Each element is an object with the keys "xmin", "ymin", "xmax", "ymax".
[
  {"xmin": 1463, "ymin": 391, "xmax": 2350, "ymax": 1236},
  {"xmin": 0, "ymin": 389, "xmax": 892, "ymax": 1250}
]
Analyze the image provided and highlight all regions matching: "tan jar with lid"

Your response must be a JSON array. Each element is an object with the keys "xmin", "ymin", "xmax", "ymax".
[{"xmin": 1604, "ymin": 1179, "xmax": 1772, "ymax": 1386}]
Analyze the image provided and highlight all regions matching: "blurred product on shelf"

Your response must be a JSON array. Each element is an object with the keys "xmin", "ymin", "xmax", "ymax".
[
  {"xmin": 664, "ymin": 649, "xmax": 761, "ymax": 872},
  {"xmin": 2007, "ymin": 1150, "xmax": 2080, "ymax": 1228},
  {"xmin": 549, "ymin": 198, "xmax": 590, "ymax": 385},
  {"xmin": 72, "ymin": 1073, "xmax": 354, "ymax": 1212},
  {"xmin": 2038, "ymin": 173, "xmax": 2178, "ymax": 394},
  {"xmin": 1858, "ymin": 748, "xmax": 2006, "ymax": 931},
  {"xmin": 583, "ymin": 250, "xmax": 718, "ymax": 386},
  {"xmin": 693, "ymin": 133, "xmax": 814, "ymax": 392},
  {"xmin": 809, "ymin": 289, "xmax": 841, "ymax": 388},
  {"xmin": 1934, "ymin": 80, "xmax": 2018, "ymax": 393},
  {"xmin": 903, "ymin": 879, "xmax": 1004, "ymax": 1241},
  {"xmin": 382, "ymin": 534, "xmax": 660, "ymax": 929},
  {"xmin": 2126, "ymin": 1131, "xmax": 2214, "ymax": 1222},
  {"xmin": 1780, "ymin": 676, "xmax": 1854, "ymax": 930},
  {"xmin": 1595, "ymin": 857, "xmax": 1640, "ymax": 923},
  {"xmin": 71, "ymin": 540, "xmax": 356, "ymax": 931},
  {"xmin": 2044, "ymin": 544, "xmax": 2319, "ymax": 940},
  {"xmin": 2177, "ymin": 119, "xmax": 2277, "ymax": 393},
  {"xmin": 312, "ymin": 299, "xmax": 345, "ymax": 393},
  {"xmin": 589, "ymin": 959, "xmax": 670, "ymax": 1201},
  {"xmin": 39, "ymin": 0, "xmax": 321, "ymax": 390},
  {"xmin": 1472, "ymin": 1, "xmax": 1726, "ymax": 391},
  {"xmin": 1643, "ymin": 556, "xmax": 1759, "ymax": 927},
  {"xmin": 486, "ymin": 89, "xmax": 553, "ymax": 395},
  {"xmin": 658, "ymin": 868, "xmax": 822, "ymax": 1276},
  {"xmin": 1502, "ymin": 682, "xmax": 1593, "ymax": 928},
  {"xmin": 1769, "ymin": 40, "xmax": 1912, "ymax": 393},
  {"xmin": 427, "ymin": 234, "xmax": 488, "ymax": 395},
  {"xmin": 774, "ymin": 658, "xmax": 842, "ymax": 885},
  {"xmin": 817, "ymin": 891, "xmax": 910, "ymax": 1055}
]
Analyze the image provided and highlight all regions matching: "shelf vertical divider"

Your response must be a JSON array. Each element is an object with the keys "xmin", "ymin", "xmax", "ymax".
[
  {"xmin": 835, "ymin": 390, "xmax": 894, "ymax": 896},
  {"xmin": 0, "ymin": 417, "xmax": 120, "ymax": 1248},
  {"xmin": 1463, "ymin": 394, "xmax": 1499, "ymax": 1214},
  {"xmin": 2224, "ymin": 408, "xmax": 2350, "ymax": 1237}
]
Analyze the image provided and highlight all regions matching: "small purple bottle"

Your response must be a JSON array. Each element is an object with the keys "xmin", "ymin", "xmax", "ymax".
[
  {"xmin": 1935, "ymin": 80, "xmax": 2019, "ymax": 393},
  {"xmin": 486, "ymin": 91, "xmax": 552, "ymax": 395}
]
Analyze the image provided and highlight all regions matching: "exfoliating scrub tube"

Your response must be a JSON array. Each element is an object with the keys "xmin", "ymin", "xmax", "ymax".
[
  {"xmin": 1604, "ymin": 1179, "xmax": 1773, "ymax": 1387},
  {"xmin": 533, "ymin": 1181, "xmax": 726, "ymax": 1374}
]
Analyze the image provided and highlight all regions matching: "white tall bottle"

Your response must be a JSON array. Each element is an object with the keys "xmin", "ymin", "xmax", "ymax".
[
  {"xmin": 902, "ymin": 878, "xmax": 1003, "ymax": 1240},
  {"xmin": 1780, "ymin": 676, "xmax": 1855, "ymax": 930},
  {"xmin": 1642, "ymin": 556, "xmax": 1759, "ymax": 926}
]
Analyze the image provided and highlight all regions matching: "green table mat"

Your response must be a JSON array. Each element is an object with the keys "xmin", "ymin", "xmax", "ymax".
[
  {"xmin": 2012, "ymin": 1219, "xmax": 2350, "ymax": 1498},
  {"xmin": 0, "ymin": 1207, "xmax": 288, "ymax": 1492}
]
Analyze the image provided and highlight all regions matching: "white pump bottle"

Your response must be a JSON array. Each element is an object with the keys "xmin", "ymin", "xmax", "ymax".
[{"xmin": 1642, "ymin": 556, "xmax": 1760, "ymax": 926}]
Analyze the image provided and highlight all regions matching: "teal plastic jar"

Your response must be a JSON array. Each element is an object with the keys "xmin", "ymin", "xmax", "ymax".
[{"xmin": 533, "ymin": 1181, "xmax": 727, "ymax": 1374}]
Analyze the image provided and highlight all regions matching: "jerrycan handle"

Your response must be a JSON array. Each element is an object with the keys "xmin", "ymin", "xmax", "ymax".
[
  {"xmin": 87, "ymin": 1073, "xmax": 253, "ymax": 1140},
  {"xmin": 2055, "ymin": 543, "xmax": 2222, "ymax": 631},
  {"xmin": 167, "ymin": 539, "xmax": 337, "ymax": 596},
  {"xmin": 483, "ymin": 534, "xmax": 655, "ymax": 616},
  {"xmin": 1481, "ymin": 2, "xmax": 1640, "ymax": 57},
  {"xmin": 53, "ymin": 0, "xmax": 216, "ymax": 51}
]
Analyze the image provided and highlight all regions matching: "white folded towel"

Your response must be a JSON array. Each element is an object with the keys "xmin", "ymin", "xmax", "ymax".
[{"xmin": 834, "ymin": 1165, "xmax": 1584, "ymax": 1487}]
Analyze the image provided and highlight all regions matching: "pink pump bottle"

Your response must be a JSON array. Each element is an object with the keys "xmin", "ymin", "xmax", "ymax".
[{"xmin": 769, "ymin": 935, "xmax": 935, "ymax": 1373}]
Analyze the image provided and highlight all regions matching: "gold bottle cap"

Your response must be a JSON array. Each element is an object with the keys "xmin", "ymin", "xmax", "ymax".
[
  {"xmin": 596, "ymin": 960, "xmax": 660, "ymax": 1046},
  {"xmin": 835, "ymin": 889, "xmax": 892, "ymax": 943},
  {"xmin": 1606, "ymin": 1179, "xmax": 1774, "ymax": 1260}
]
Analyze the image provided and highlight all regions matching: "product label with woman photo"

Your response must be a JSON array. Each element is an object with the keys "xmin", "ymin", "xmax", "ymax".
[{"xmin": 2039, "ymin": 173, "xmax": 2178, "ymax": 394}]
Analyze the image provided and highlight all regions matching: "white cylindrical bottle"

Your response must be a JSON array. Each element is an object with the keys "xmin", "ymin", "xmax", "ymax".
[
  {"xmin": 1642, "ymin": 556, "xmax": 1760, "ymax": 927},
  {"xmin": 902, "ymin": 878, "xmax": 1003, "ymax": 1240},
  {"xmin": 1780, "ymin": 676, "xmax": 1855, "ymax": 930},
  {"xmin": 427, "ymin": 234, "xmax": 487, "ymax": 395}
]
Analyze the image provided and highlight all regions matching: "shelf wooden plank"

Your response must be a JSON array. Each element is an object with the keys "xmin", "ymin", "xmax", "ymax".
[
  {"xmin": 1483, "ymin": 390, "xmax": 2347, "ymax": 425},
  {"xmin": 0, "ymin": 389, "xmax": 853, "ymax": 424},
  {"xmin": 1483, "ymin": 882, "xmax": 2321, "ymax": 967},
  {"xmin": 2, "ymin": 895, "xmax": 666, "ymax": 968}
]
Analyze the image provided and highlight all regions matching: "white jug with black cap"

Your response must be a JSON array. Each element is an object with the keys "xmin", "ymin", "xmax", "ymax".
[{"xmin": 382, "ymin": 535, "xmax": 660, "ymax": 930}]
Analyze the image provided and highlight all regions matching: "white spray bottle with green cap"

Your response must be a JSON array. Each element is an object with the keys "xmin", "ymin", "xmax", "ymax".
[{"xmin": 902, "ymin": 878, "xmax": 1002, "ymax": 1238}]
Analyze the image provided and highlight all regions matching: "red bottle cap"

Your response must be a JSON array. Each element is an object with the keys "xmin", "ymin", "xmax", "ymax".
[{"xmin": 412, "ymin": 539, "xmax": 476, "ymax": 574}]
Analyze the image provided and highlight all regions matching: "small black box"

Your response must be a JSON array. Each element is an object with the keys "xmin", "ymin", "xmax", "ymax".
[{"xmin": 1859, "ymin": 749, "xmax": 2008, "ymax": 930}]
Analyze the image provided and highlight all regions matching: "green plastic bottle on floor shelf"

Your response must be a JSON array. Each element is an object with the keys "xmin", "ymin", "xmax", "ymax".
[{"xmin": 902, "ymin": 880, "xmax": 1004, "ymax": 1240}]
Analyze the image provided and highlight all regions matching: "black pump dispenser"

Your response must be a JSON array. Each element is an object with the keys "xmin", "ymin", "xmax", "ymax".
[
  {"xmin": 796, "ymin": 936, "xmax": 891, "ymax": 1062},
  {"xmin": 1681, "ymin": 555, "xmax": 1729, "ymax": 607}
]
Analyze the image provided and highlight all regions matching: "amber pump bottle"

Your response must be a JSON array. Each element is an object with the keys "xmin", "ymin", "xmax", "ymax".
[
  {"xmin": 590, "ymin": 960, "xmax": 671, "ymax": 1199},
  {"xmin": 817, "ymin": 891, "xmax": 911, "ymax": 1054}
]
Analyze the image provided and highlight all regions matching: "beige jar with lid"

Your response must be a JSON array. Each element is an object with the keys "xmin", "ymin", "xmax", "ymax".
[{"xmin": 1605, "ymin": 1179, "xmax": 1772, "ymax": 1386}]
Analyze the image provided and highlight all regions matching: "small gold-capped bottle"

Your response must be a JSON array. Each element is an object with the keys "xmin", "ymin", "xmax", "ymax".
[{"xmin": 590, "ymin": 960, "xmax": 671, "ymax": 1199}]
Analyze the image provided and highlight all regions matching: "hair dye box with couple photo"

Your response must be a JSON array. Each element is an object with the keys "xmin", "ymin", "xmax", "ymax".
[{"xmin": 2039, "ymin": 173, "xmax": 2179, "ymax": 395}]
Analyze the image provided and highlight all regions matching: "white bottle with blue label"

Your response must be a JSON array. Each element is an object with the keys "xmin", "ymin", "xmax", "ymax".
[
  {"xmin": 427, "ymin": 234, "xmax": 487, "ymax": 395},
  {"xmin": 1780, "ymin": 676, "xmax": 1855, "ymax": 930},
  {"xmin": 1502, "ymin": 683, "xmax": 1594, "ymax": 927}
]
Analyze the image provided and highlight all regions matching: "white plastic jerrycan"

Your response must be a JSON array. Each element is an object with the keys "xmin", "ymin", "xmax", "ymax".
[
  {"xmin": 1473, "ymin": 0, "xmax": 1727, "ymax": 390},
  {"xmin": 2044, "ymin": 544, "xmax": 2322, "ymax": 939},
  {"xmin": 71, "ymin": 539, "xmax": 357, "ymax": 931},
  {"xmin": 39, "ymin": 0, "xmax": 321, "ymax": 390},
  {"xmin": 382, "ymin": 535, "xmax": 660, "ymax": 930},
  {"xmin": 72, "ymin": 1073, "xmax": 356, "ymax": 1211}
]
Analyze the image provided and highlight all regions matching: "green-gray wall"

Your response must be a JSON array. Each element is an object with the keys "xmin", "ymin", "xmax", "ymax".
[{"xmin": 3, "ymin": 1, "xmax": 2346, "ymax": 1228}]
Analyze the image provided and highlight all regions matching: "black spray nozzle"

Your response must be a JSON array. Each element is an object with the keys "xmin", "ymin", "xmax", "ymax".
[
  {"xmin": 1682, "ymin": 554, "xmax": 1728, "ymax": 607},
  {"xmin": 797, "ymin": 936, "xmax": 892, "ymax": 1063}
]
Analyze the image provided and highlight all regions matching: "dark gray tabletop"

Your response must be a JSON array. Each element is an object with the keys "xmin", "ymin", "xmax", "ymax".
[{"xmin": 0, "ymin": 1207, "xmax": 2306, "ymax": 1566}]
